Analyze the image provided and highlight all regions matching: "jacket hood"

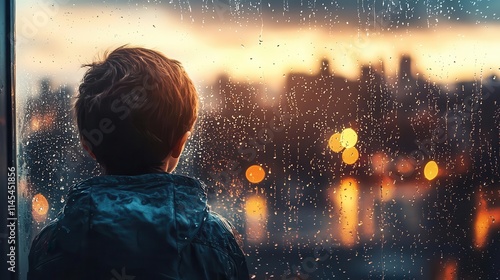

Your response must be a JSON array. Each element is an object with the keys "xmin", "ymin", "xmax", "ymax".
[{"xmin": 59, "ymin": 173, "xmax": 209, "ymax": 272}]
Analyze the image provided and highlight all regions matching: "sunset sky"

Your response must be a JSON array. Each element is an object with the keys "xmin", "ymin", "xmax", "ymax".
[{"xmin": 15, "ymin": 0, "xmax": 500, "ymax": 98}]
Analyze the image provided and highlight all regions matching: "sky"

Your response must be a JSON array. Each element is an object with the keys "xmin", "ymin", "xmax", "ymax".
[{"xmin": 15, "ymin": 0, "xmax": 500, "ymax": 98}]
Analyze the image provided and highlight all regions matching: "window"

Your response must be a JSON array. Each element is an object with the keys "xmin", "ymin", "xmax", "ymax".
[{"xmin": 11, "ymin": 0, "xmax": 500, "ymax": 279}]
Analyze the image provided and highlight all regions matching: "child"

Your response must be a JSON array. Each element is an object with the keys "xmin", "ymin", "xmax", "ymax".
[{"xmin": 28, "ymin": 46, "xmax": 250, "ymax": 280}]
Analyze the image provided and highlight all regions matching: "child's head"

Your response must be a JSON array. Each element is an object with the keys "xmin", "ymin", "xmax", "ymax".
[{"xmin": 74, "ymin": 46, "xmax": 198, "ymax": 174}]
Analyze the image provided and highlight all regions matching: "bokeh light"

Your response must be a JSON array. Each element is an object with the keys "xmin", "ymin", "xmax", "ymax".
[
  {"xmin": 328, "ymin": 132, "xmax": 343, "ymax": 153},
  {"xmin": 30, "ymin": 116, "xmax": 40, "ymax": 131},
  {"xmin": 245, "ymin": 165, "xmax": 266, "ymax": 184},
  {"xmin": 29, "ymin": 113, "xmax": 55, "ymax": 133},
  {"xmin": 424, "ymin": 160, "xmax": 439, "ymax": 180},
  {"xmin": 342, "ymin": 147, "xmax": 359, "ymax": 165},
  {"xmin": 371, "ymin": 152, "xmax": 390, "ymax": 174},
  {"xmin": 396, "ymin": 157, "xmax": 415, "ymax": 176},
  {"xmin": 474, "ymin": 193, "xmax": 500, "ymax": 249},
  {"xmin": 32, "ymin": 193, "xmax": 49, "ymax": 222},
  {"xmin": 32, "ymin": 193, "xmax": 49, "ymax": 216},
  {"xmin": 474, "ymin": 195, "xmax": 490, "ymax": 248},
  {"xmin": 245, "ymin": 195, "xmax": 268, "ymax": 242},
  {"xmin": 245, "ymin": 195, "xmax": 268, "ymax": 219},
  {"xmin": 380, "ymin": 176, "xmax": 396, "ymax": 202},
  {"xmin": 334, "ymin": 178, "xmax": 359, "ymax": 247},
  {"xmin": 440, "ymin": 260, "xmax": 458, "ymax": 280},
  {"xmin": 340, "ymin": 128, "xmax": 358, "ymax": 148},
  {"xmin": 14, "ymin": 0, "xmax": 500, "ymax": 278}
]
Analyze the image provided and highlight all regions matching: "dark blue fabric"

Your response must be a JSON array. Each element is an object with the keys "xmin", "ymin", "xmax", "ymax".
[{"xmin": 28, "ymin": 173, "xmax": 249, "ymax": 280}]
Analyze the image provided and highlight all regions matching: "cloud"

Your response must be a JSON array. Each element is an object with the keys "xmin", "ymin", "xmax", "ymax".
[{"xmin": 15, "ymin": 2, "xmax": 500, "ymax": 99}]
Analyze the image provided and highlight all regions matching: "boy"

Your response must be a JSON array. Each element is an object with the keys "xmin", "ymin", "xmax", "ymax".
[{"xmin": 28, "ymin": 46, "xmax": 250, "ymax": 280}]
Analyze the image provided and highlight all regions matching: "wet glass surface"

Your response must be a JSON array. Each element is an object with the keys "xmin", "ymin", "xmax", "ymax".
[{"xmin": 15, "ymin": 0, "xmax": 500, "ymax": 279}]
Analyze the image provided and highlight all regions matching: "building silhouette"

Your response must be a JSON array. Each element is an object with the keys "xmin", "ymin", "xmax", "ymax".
[{"xmin": 18, "ymin": 55, "xmax": 500, "ymax": 279}]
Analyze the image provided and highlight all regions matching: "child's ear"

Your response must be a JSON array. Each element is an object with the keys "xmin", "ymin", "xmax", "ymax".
[
  {"xmin": 170, "ymin": 131, "xmax": 191, "ymax": 159},
  {"xmin": 80, "ymin": 138, "xmax": 96, "ymax": 160}
]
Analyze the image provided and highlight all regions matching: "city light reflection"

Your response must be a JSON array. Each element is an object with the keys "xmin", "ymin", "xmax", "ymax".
[
  {"xmin": 29, "ymin": 113, "xmax": 55, "ymax": 133},
  {"xmin": 32, "ymin": 193, "xmax": 49, "ymax": 223},
  {"xmin": 342, "ymin": 147, "xmax": 359, "ymax": 165},
  {"xmin": 13, "ymin": 0, "xmax": 500, "ymax": 278},
  {"xmin": 424, "ymin": 160, "xmax": 439, "ymax": 181},
  {"xmin": 245, "ymin": 165, "xmax": 266, "ymax": 184},
  {"xmin": 340, "ymin": 128, "xmax": 358, "ymax": 149},
  {"xmin": 333, "ymin": 178, "xmax": 359, "ymax": 247},
  {"xmin": 371, "ymin": 153, "xmax": 390, "ymax": 174},
  {"xmin": 245, "ymin": 195, "xmax": 268, "ymax": 243},
  {"xmin": 328, "ymin": 132, "xmax": 343, "ymax": 153},
  {"xmin": 474, "ymin": 192, "xmax": 500, "ymax": 249},
  {"xmin": 380, "ymin": 176, "xmax": 395, "ymax": 202},
  {"xmin": 396, "ymin": 157, "xmax": 415, "ymax": 177},
  {"xmin": 30, "ymin": 116, "xmax": 40, "ymax": 131},
  {"xmin": 439, "ymin": 259, "xmax": 458, "ymax": 280}
]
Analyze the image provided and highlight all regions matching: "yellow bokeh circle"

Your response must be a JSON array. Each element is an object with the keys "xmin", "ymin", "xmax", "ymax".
[
  {"xmin": 424, "ymin": 160, "xmax": 439, "ymax": 180},
  {"xmin": 340, "ymin": 128, "xmax": 358, "ymax": 148},
  {"xmin": 342, "ymin": 147, "xmax": 359, "ymax": 165},
  {"xmin": 245, "ymin": 165, "xmax": 266, "ymax": 184}
]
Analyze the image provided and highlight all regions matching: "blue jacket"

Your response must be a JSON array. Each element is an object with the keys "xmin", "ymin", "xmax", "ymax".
[{"xmin": 28, "ymin": 173, "xmax": 249, "ymax": 280}]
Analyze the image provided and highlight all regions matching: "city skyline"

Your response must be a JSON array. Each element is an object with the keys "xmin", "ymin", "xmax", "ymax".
[
  {"xmin": 16, "ymin": 50, "xmax": 500, "ymax": 279},
  {"xmin": 15, "ymin": 3, "xmax": 500, "ymax": 100},
  {"xmin": 7, "ymin": 1, "xmax": 500, "ymax": 279}
]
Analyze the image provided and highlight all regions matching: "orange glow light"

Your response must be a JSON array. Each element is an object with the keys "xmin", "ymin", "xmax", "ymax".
[
  {"xmin": 32, "ymin": 193, "xmax": 49, "ymax": 216},
  {"xmin": 245, "ymin": 195, "xmax": 268, "ymax": 242},
  {"xmin": 334, "ymin": 178, "xmax": 359, "ymax": 247},
  {"xmin": 380, "ymin": 176, "xmax": 396, "ymax": 202},
  {"xmin": 328, "ymin": 132, "xmax": 343, "ymax": 153},
  {"xmin": 396, "ymin": 157, "xmax": 414, "ymax": 176},
  {"xmin": 359, "ymin": 194, "xmax": 375, "ymax": 239},
  {"xmin": 342, "ymin": 147, "xmax": 359, "ymax": 165},
  {"xmin": 245, "ymin": 195, "xmax": 267, "ymax": 219},
  {"xmin": 32, "ymin": 193, "xmax": 49, "ymax": 222},
  {"xmin": 475, "ymin": 197, "xmax": 489, "ymax": 248},
  {"xmin": 440, "ymin": 260, "xmax": 458, "ymax": 280},
  {"xmin": 245, "ymin": 165, "xmax": 266, "ymax": 184},
  {"xmin": 424, "ymin": 160, "xmax": 439, "ymax": 180},
  {"xmin": 30, "ymin": 113, "xmax": 55, "ymax": 132},
  {"xmin": 371, "ymin": 153, "xmax": 390, "ymax": 174},
  {"xmin": 474, "ymin": 193, "xmax": 500, "ymax": 249},
  {"xmin": 31, "ymin": 116, "xmax": 41, "ymax": 131}
]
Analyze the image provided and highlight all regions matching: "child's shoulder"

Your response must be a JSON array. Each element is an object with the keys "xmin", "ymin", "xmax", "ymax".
[
  {"xmin": 70, "ymin": 173, "xmax": 205, "ymax": 191},
  {"xmin": 64, "ymin": 173, "xmax": 208, "ymax": 211},
  {"xmin": 195, "ymin": 211, "xmax": 246, "ymax": 258}
]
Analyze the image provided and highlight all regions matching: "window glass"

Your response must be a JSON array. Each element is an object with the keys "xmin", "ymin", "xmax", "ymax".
[{"xmin": 16, "ymin": 0, "xmax": 500, "ymax": 278}]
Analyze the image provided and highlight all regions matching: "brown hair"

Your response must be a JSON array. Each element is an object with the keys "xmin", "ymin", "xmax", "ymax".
[{"xmin": 74, "ymin": 46, "xmax": 198, "ymax": 173}]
